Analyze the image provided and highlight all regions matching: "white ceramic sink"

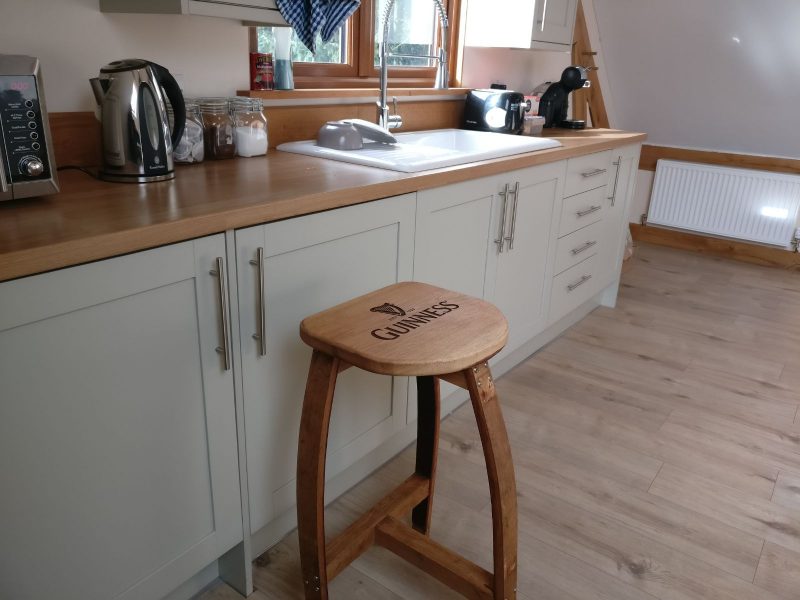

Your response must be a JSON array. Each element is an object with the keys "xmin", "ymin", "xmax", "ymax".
[{"xmin": 277, "ymin": 128, "xmax": 562, "ymax": 173}]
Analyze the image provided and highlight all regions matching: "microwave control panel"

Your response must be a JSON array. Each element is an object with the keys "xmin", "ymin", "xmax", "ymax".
[{"xmin": 0, "ymin": 75, "xmax": 53, "ymax": 186}]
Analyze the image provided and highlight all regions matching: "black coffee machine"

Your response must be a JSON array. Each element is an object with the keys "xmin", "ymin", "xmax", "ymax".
[{"xmin": 538, "ymin": 66, "xmax": 589, "ymax": 129}]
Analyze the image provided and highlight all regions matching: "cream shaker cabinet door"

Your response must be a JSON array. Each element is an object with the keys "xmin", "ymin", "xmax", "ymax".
[
  {"xmin": 0, "ymin": 235, "xmax": 242, "ymax": 600},
  {"xmin": 236, "ymin": 194, "xmax": 414, "ymax": 541},
  {"xmin": 597, "ymin": 143, "xmax": 641, "ymax": 286},
  {"xmin": 532, "ymin": 0, "xmax": 578, "ymax": 49},
  {"xmin": 413, "ymin": 176, "xmax": 500, "ymax": 417},
  {"xmin": 487, "ymin": 162, "xmax": 564, "ymax": 359},
  {"xmin": 465, "ymin": 0, "xmax": 577, "ymax": 49},
  {"xmin": 415, "ymin": 175, "xmax": 499, "ymax": 300}
]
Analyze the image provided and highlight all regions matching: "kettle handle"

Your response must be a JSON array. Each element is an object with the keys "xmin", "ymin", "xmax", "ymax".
[{"xmin": 148, "ymin": 61, "xmax": 185, "ymax": 150}]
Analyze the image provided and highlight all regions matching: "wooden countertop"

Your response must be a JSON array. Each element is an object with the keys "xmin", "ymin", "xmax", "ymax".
[{"xmin": 0, "ymin": 129, "xmax": 645, "ymax": 282}]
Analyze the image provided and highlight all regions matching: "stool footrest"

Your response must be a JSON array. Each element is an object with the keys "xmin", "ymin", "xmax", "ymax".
[
  {"xmin": 375, "ymin": 516, "xmax": 494, "ymax": 600},
  {"xmin": 325, "ymin": 474, "xmax": 430, "ymax": 580}
]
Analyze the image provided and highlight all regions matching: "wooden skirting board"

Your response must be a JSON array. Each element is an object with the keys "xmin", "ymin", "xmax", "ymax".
[
  {"xmin": 639, "ymin": 144, "xmax": 800, "ymax": 176},
  {"xmin": 630, "ymin": 223, "xmax": 800, "ymax": 271}
]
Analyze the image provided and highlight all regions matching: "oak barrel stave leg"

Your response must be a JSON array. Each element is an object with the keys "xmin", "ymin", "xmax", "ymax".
[
  {"xmin": 296, "ymin": 350, "xmax": 340, "ymax": 600},
  {"xmin": 464, "ymin": 362, "xmax": 518, "ymax": 600},
  {"xmin": 411, "ymin": 375, "xmax": 441, "ymax": 534}
]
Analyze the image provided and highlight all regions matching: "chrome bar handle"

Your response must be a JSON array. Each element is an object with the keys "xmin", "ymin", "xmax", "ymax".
[
  {"xmin": 538, "ymin": 0, "xmax": 549, "ymax": 31},
  {"xmin": 494, "ymin": 183, "xmax": 510, "ymax": 253},
  {"xmin": 576, "ymin": 205, "xmax": 603, "ymax": 217},
  {"xmin": 581, "ymin": 168, "xmax": 608, "ymax": 178},
  {"xmin": 608, "ymin": 157, "xmax": 622, "ymax": 206},
  {"xmin": 249, "ymin": 247, "xmax": 266, "ymax": 357},
  {"xmin": 504, "ymin": 181, "xmax": 520, "ymax": 251},
  {"xmin": 210, "ymin": 257, "xmax": 231, "ymax": 371},
  {"xmin": 571, "ymin": 240, "xmax": 597, "ymax": 255},
  {"xmin": 567, "ymin": 274, "xmax": 592, "ymax": 292},
  {"xmin": 0, "ymin": 153, "xmax": 8, "ymax": 194}
]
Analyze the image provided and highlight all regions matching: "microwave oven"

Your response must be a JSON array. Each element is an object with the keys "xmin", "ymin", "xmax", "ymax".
[{"xmin": 0, "ymin": 55, "xmax": 59, "ymax": 201}]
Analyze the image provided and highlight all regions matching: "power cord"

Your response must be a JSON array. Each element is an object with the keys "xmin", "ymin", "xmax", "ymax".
[{"xmin": 57, "ymin": 165, "xmax": 99, "ymax": 179}]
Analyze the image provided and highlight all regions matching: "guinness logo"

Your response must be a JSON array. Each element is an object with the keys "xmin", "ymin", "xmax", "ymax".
[
  {"xmin": 370, "ymin": 303, "xmax": 406, "ymax": 317},
  {"xmin": 370, "ymin": 300, "xmax": 460, "ymax": 341}
]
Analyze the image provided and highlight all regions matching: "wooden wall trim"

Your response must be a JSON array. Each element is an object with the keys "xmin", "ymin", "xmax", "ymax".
[
  {"xmin": 49, "ymin": 112, "xmax": 101, "ymax": 169},
  {"xmin": 263, "ymin": 99, "xmax": 464, "ymax": 148},
  {"xmin": 571, "ymin": 0, "xmax": 609, "ymax": 128},
  {"xmin": 639, "ymin": 144, "xmax": 800, "ymax": 175},
  {"xmin": 48, "ymin": 97, "xmax": 465, "ymax": 167},
  {"xmin": 630, "ymin": 223, "xmax": 800, "ymax": 270}
]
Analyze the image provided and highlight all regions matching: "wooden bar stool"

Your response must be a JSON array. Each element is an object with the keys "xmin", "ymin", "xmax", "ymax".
[{"xmin": 296, "ymin": 281, "xmax": 517, "ymax": 599}]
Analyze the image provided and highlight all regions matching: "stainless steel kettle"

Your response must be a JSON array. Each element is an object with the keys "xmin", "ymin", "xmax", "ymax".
[{"xmin": 90, "ymin": 59, "xmax": 185, "ymax": 183}]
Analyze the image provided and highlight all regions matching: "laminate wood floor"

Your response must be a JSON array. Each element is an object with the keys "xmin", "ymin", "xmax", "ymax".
[{"xmin": 200, "ymin": 243, "xmax": 800, "ymax": 600}]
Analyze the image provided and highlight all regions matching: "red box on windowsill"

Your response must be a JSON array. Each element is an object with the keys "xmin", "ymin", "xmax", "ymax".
[{"xmin": 250, "ymin": 53, "xmax": 274, "ymax": 91}]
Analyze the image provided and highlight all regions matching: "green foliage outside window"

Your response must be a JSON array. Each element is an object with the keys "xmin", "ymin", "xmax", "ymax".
[{"xmin": 256, "ymin": 27, "xmax": 345, "ymax": 64}]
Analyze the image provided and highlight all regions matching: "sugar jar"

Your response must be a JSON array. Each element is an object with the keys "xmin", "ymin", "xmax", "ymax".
[{"xmin": 230, "ymin": 97, "xmax": 269, "ymax": 157}]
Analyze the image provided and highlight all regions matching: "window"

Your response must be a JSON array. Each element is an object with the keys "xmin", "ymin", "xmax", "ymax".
[
  {"xmin": 375, "ymin": 0, "xmax": 439, "ymax": 68},
  {"xmin": 255, "ymin": 28, "xmax": 348, "ymax": 65},
  {"xmin": 252, "ymin": 0, "xmax": 459, "ymax": 88}
]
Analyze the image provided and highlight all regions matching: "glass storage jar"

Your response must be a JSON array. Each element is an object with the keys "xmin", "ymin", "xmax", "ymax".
[
  {"xmin": 198, "ymin": 98, "xmax": 236, "ymax": 160},
  {"xmin": 230, "ymin": 97, "xmax": 269, "ymax": 157},
  {"xmin": 170, "ymin": 100, "xmax": 205, "ymax": 163}
]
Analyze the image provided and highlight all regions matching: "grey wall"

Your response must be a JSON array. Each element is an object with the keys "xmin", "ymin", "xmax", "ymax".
[
  {"xmin": 0, "ymin": 0, "xmax": 250, "ymax": 111},
  {"xmin": 593, "ymin": 0, "xmax": 800, "ymax": 158}
]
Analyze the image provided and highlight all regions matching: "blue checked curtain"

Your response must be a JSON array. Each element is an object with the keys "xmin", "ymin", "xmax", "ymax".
[{"xmin": 276, "ymin": 0, "xmax": 361, "ymax": 53}]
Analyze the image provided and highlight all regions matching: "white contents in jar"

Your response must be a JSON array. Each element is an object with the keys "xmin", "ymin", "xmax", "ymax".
[
  {"xmin": 234, "ymin": 126, "xmax": 268, "ymax": 157},
  {"xmin": 174, "ymin": 118, "xmax": 205, "ymax": 163}
]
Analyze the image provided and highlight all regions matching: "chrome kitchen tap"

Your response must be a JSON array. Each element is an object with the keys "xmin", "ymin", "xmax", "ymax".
[{"xmin": 377, "ymin": 0, "xmax": 449, "ymax": 130}]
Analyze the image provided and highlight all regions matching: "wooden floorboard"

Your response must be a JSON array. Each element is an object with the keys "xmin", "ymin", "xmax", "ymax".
[{"xmin": 198, "ymin": 243, "xmax": 800, "ymax": 599}]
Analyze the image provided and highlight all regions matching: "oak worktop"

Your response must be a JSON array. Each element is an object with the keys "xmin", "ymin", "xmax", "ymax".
[{"xmin": 0, "ymin": 128, "xmax": 645, "ymax": 282}]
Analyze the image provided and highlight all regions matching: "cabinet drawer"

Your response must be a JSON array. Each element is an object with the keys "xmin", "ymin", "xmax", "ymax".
[
  {"xmin": 550, "ymin": 254, "xmax": 599, "ymax": 322},
  {"xmin": 559, "ymin": 185, "xmax": 606, "ymax": 237},
  {"xmin": 554, "ymin": 219, "xmax": 603, "ymax": 275},
  {"xmin": 564, "ymin": 150, "xmax": 612, "ymax": 197}
]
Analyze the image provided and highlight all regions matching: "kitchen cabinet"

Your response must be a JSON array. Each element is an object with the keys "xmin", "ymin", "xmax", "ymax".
[
  {"xmin": 412, "ymin": 162, "xmax": 561, "ymax": 417},
  {"xmin": 464, "ymin": 0, "xmax": 578, "ymax": 51},
  {"xmin": 415, "ymin": 162, "xmax": 563, "ymax": 360},
  {"xmin": 414, "ymin": 176, "xmax": 499, "ymax": 300},
  {"xmin": 413, "ymin": 176, "xmax": 500, "ymax": 417},
  {"xmin": 99, "ymin": 0, "xmax": 288, "ymax": 26},
  {"xmin": 0, "ymin": 236, "xmax": 242, "ymax": 600},
  {"xmin": 487, "ymin": 162, "xmax": 563, "ymax": 358},
  {"xmin": 235, "ymin": 194, "xmax": 415, "ymax": 552},
  {"xmin": 597, "ymin": 143, "xmax": 641, "ymax": 286},
  {"xmin": 0, "ymin": 138, "xmax": 642, "ymax": 599},
  {"xmin": 548, "ymin": 146, "xmax": 640, "ymax": 323},
  {"xmin": 531, "ymin": 0, "xmax": 579, "ymax": 50}
]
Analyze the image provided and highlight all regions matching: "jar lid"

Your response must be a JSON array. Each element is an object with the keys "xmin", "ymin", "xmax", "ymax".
[
  {"xmin": 197, "ymin": 98, "xmax": 230, "ymax": 113},
  {"xmin": 230, "ymin": 97, "xmax": 261, "ymax": 112}
]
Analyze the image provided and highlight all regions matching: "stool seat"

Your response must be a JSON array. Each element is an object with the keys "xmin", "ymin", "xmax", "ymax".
[{"xmin": 300, "ymin": 281, "xmax": 508, "ymax": 377}]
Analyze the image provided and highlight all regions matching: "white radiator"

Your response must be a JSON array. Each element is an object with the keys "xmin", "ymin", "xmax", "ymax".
[{"xmin": 647, "ymin": 159, "xmax": 800, "ymax": 247}]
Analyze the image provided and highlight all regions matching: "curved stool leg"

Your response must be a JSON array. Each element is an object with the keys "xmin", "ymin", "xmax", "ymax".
[
  {"xmin": 297, "ymin": 350, "xmax": 340, "ymax": 600},
  {"xmin": 412, "ymin": 375, "xmax": 441, "ymax": 534},
  {"xmin": 464, "ymin": 362, "xmax": 518, "ymax": 600}
]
